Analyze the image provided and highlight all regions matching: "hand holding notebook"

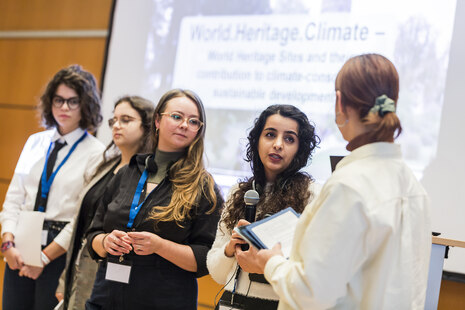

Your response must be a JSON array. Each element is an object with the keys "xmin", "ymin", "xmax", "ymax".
[{"xmin": 234, "ymin": 207, "xmax": 300, "ymax": 259}]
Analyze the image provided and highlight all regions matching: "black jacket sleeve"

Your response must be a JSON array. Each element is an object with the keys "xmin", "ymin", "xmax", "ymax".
[
  {"xmin": 188, "ymin": 185, "xmax": 224, "ymax": 277},
  {"xmin": 85, "ymin": 166, "xmax": 125, "ymax": 260}
]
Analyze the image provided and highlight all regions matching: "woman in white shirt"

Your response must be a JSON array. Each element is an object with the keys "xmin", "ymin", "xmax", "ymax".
[
  {"xmin": 0, "ymin": 65, "xmax": 105, "ymax": 310},
  {"xmin": 207, "ymin": 104, "xmax": 320, "ymax": 309},
  {"xmin": 236, "ymin": 54, "xmax": 432, "ymax": 310}
]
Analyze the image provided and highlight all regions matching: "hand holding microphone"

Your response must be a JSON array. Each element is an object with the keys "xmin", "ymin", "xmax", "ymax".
[{"xmin": 241, "ymin": 189, "xmax": 259, "ymax": 251}]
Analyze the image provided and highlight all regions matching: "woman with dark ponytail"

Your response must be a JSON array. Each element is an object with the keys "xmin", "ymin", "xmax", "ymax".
[{"xmin": 238, "ymin": 54, "xmax": 432, "ymax": 309}]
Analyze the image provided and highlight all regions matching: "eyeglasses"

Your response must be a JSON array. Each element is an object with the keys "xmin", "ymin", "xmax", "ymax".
[
  {"xmin": 108, "ymin": 115, "xmax": 141, "ymax": 128},
  {"xmin": 160, "ymin": 112, "xmax": 203, "ymax": 131},
  {"xmin": 52, "ymin": 96, "xmax": 80, "ymax": 110}
]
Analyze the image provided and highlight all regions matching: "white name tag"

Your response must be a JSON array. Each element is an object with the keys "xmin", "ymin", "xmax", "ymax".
[
  {"xmin": 105, "ymin": 261, "xmax": 132, "ymax": 284},
  {"xmin": 218, "ymin": 300, "xmax": 244, "ymax": 310},
  {"xmin": 41, "ymin": 230, "xmax": 48, "ymax": 246},
  {"xmin": 219, "ymin": 304, "xmax": 243, "ymax": 310}
]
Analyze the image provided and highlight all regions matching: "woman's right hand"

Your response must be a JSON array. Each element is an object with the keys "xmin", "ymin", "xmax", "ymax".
[
  {"xmin": 56, "ymin": 292, "xmax": 64, "ymax": 302},
  {"xmin": 224, "ymin": 219, "xmax": 250, "ymax": 257},
  {"xmin": 102, "ymin": 230, "xmax": 133, "ymax": 256},
  {"xmin": 3, "ymin": 247, "xmax": 24, "ymax": 270}
]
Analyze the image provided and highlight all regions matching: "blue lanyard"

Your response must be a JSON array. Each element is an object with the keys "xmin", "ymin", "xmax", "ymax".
[
  {"xmin": 38, "ymin": 131, "xmax": 87, "ymax": 212},
  {"xmin": 127, "ymin": 169, "xmax": 149, "ymax": 228}
]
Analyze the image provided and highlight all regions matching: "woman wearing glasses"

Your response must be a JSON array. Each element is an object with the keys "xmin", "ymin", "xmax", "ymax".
[
  {"xmin": 0, "ymin": 65, "xmax": 105, "ymax": 310},
  {"xmin": 56, "ymin": 96, "xmax": 154, "ymax": 310},
  {"xmin": 85, "ymin": 89, "xmax": 223, "ymax": 310}
]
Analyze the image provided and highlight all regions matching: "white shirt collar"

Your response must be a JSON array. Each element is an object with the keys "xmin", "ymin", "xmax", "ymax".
[
  {"xmin": 51, "ymin": 127, "xmax": 86, "ymax": 145},
  {"xmin": 336, "ymin": 142, "xmax": 401, "ymax": 171}
]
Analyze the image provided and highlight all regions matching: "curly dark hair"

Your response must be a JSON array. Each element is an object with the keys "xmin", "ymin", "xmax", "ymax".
[
  {"xmin": 39, "ymin": 64, "xmax": 102, "ymax": 132},
  {"xmin": 221, "ymin": 104, "xmax": 320, "ymax": 231}
]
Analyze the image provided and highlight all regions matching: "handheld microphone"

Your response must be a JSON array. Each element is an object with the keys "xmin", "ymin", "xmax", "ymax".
[{"xmin": 241, "ymin": 189, "xmax": 259, "ymax": 250}]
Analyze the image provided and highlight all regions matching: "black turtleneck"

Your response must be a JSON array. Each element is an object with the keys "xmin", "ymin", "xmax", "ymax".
[{"xmin": 146, "ymin": 149, "xmax": 184, "ymax": 184}]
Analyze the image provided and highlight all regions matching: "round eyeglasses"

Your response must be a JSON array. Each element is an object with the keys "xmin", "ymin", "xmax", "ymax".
[
  {"xmin": 160, "ymin": 112, "xmax": 203, "ymax": 131},
  {"xmin": 108, "ymin": 115, "xmax": 141, "ymax": 128},
  {"xmin": 52, "ymin": 96, "xmax": 80, "ymax": 110}
]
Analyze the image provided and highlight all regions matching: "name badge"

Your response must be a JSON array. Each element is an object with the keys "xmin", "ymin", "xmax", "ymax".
[
  {"xmin": 105, "ymin": 257, "xmax": 132, "ymax": 284},
  {"xmin": 218, "ymin": 300, "xmax": 244, "ymax": 310},
  {"xmin": 41, "ymin": 230, "xmax": 48, "ymax": 246}
]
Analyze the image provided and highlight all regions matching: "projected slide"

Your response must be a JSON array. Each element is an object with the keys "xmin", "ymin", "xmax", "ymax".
[{"xmin": 137, "ymin": 0, "xmax": 456, "ymax": 184}]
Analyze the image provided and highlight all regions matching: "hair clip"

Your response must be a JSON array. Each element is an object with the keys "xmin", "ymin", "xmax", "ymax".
[{"xmin": 370, "ymin": 94, "xmax": 396, "ymax": 117}]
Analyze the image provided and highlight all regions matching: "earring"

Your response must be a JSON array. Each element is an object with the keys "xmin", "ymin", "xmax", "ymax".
[
  {"xmin": 335, "ymin": 112, "xmax": 348, "ymax": 128},
  {"xmin": 155, "ymin": 128, "xmax": 159, "ymax": 135}
]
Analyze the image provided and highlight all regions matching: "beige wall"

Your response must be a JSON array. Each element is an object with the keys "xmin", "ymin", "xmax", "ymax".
[{"xmin": 0, "ymin": 1, "xmax": 463, "ymax": 309}]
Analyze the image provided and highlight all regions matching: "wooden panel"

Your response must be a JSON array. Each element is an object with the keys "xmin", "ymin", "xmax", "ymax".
[
  {"xmin": 0, "ymin": 39, "xmax": 107, "ymax": 106},
  {"xmin": 0, "ymin": 183, "xmax": 9, "ymax": 302},
  {"xmin": 199, "ymin": 275, "xmax": 223, "ymax": 309},
  {"xmin": 0, "ymin": 260, "xmax": 4, "ymax": 304},
  {"xmin": 438, "ymin": 280, "xmax": 465, "ymax": 309},
  {"xmin": 0, "ymin": 109, "xmax": 41, "ymax": 180},
  {"xmin": 0, "ymin": 183, "xmax": 8, "ymax": 211},
  {"xmin": 433, "ymin": 236, "xmax": 465, "ymax": 248},
  {"xmin": 0, "ymin": 0, "xmax": 113, "ymax": 30}
]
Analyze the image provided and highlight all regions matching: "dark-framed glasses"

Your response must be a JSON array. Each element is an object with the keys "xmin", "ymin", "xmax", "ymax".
[
  {"xmin": 160, "ymin": 112, "xmax": 203, "ymax": 131},
  {"xmin": 52, "ymin": 96, "xmax": 80, "ymax": 110},
  {"xmin": 108, "ymin": 115, "xmax": 141, "ymax": 128}
]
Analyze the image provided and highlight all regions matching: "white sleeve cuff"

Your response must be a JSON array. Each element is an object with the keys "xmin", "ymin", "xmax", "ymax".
[
  {"xmin": 53, "ymin": 222, "xmax": 73, "ymax": 250},
  {"xmin": 264, "ymin": 254, "xmax": 287, "ymax": 282},
  {"xmin": 1, "ymin": 220, "xmax": 17, "ymax": 237}
]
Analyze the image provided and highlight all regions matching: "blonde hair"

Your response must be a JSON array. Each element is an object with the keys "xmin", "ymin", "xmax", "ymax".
[{"xmin": 149, "ymin": 89, "xmax": 218, "ymax": 227}]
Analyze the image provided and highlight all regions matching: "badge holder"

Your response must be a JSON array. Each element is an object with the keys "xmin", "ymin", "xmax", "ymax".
[
  {"xmin": 218, "ymin": 299, "xmax": 244, "ymax": 310},
  {"xmin": 105, "ymin": 255, "xmax": 133, "ymax": 284}
]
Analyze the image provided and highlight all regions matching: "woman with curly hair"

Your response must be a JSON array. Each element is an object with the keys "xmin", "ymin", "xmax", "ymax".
[
  {"xmin": 207, "ymin": 104, "xmax": 320, "ymax": 309},
  {"xmin": 0, "ymin": 65, "xmax": 105, "ymax": 310},
  {"xmin": 85, "ymin": 89, "xmax": 223, "ymax": 310}
]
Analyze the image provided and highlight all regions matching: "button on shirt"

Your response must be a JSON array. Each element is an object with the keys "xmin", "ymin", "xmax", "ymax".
[
  {"xmin": 264, "ymin": 142, "xmax": 432, "ymax": 310},
  {"xmin": 0, "ymin": 127, "xmax": 105, "ymax": 250}
]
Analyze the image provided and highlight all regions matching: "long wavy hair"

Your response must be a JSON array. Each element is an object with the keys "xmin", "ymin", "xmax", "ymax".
[
  {"xmin": 336, "ymin": 54, "xmax": 402, "ymax": 142},
  {"xmin": 221, "ymin": 104, "xmax": 320, "ymax": 231},
  {"xmin": 148, "ymin": 89, "xmax": 218, "ymax": 227},
  {"xmin": 39, "ymin": 64, "xmax": 102, "ymax": 132},
  {"xmin": 93, "ymin": 96, "xmax": 155, "ymax": 177}
]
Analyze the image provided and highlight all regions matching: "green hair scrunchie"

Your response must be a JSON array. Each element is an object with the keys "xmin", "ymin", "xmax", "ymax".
[{"xmin": 370, "ymin": 94, "xmax": 396, "ymax": 117}]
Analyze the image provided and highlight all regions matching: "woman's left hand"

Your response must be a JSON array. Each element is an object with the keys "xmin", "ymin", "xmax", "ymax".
[
  {"xmin": 128, "ymin": 231, "xmax": 162, "ymax": 256},
  {"xmin": 235, "ymin": 243, "xmax": 283, "ymax": 274},
  {"xmin": 18, "ymin": 264, "xmax": 43, "ymax": 280}
]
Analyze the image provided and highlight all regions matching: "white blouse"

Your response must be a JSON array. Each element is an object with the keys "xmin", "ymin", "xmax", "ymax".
[
  {"xmin": 264, "ymin": 142, "xmax": 432, "ymax": 310},
  {"xmin": 1, "ymin": 127, "xmax": 104, "ymax": 250},
  {"xmin": 207, "ymin": 182, "xmax": 320, "ymax": 301}
]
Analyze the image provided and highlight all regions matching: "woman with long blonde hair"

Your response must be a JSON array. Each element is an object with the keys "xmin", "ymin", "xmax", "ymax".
[{"xmin": 85, "ymin": 89, "xmax": 223, "ymax": 310}]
